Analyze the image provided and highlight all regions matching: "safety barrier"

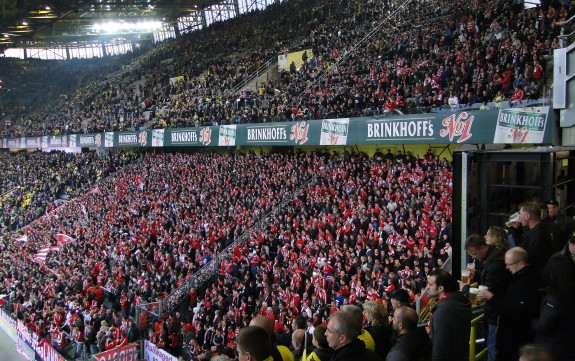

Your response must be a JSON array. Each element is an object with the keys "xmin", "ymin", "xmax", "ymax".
[{"xmin": 470, "ymin": 312, "xmax": 487, "ymax": 361}]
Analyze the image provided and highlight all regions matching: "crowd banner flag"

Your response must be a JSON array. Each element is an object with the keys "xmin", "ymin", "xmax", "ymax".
[
  {"xmin": 14, "ymin": 233, "xmax": 28, "ymax": 243},
  {"xmin": 144, "ymin": 340, "xmax": 177, "ymax": 361},
  {"xmin": 55, "ymin": 234, "xmax": 73, "ymax": 246}
]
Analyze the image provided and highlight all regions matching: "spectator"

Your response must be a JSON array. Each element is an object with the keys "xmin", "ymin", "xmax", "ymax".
[
  {"xmin": 494, "ymin": 247, "xmax": 539, "ymax": 361},
  {"xmin": 464, "ymin": 234, "xmax": 508, "ymax": 360},
  {"xmin": 518, "ymin": 344, "xmax": 552, "ymax": 361},
  {"xmin": 427, "ymin": 270, "xmax": 471, "ymax": 361},
  {"xmin": 387, "ymin": 306, "xmax": 431, "ymax": 361},
  {"xmin": 236, "ymin": 326, "xmax": 273, "ymax": 361},
  {"xmin": 362, "ymin": 301, "xmax": 393, "ymax": 359},
  {"xmin": 304, "ymin": 326, "xmax": 333, "ymax": 361},
  {"xmin": 531, "ymin": 254, "xmax": 575, "ymax": 361},
  {"xmin": 518, "ymin": 202, "xmax": 553, "ymax": 277},
  {"xmin": 325, "ymin": 311, "xmax": 381, "ymax": 361}
]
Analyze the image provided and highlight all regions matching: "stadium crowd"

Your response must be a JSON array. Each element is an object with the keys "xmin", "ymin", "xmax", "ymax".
[
  {"xmin": 0, "ymin": 151, "xmax": 138, "ymax": 232},
  {"xmin": 0, "ymin": 0, "xmax": 573, "ymax": 360},
  {"xmin": 0, "ymin": 148, "xmax": 455, "ymax": 360},
  {"xmin": 0, "ymin": 0, "xmax": 567, "ymax": 137}
]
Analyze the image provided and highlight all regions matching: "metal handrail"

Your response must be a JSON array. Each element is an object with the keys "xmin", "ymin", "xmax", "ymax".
[
  {"xmin": 228, "ymin": 56, "xmax": 277, "ymax": 96},
  {"xmin": 160, "ymin": 173, "xmax": 316, "ymax": 314},
  {"xmin": 470, "ymin": 313, "xmax": 487, "ymax": 361}
]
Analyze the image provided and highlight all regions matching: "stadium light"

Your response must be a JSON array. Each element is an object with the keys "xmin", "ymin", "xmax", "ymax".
[{"xmin": 92, "ymin": 20, "xmax": 162, "ymax": 34}]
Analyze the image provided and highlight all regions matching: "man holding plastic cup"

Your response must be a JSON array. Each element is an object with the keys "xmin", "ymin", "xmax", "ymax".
[{"xmin": 462, "ymin": 234, "xmax": 509, "ymax": 361}]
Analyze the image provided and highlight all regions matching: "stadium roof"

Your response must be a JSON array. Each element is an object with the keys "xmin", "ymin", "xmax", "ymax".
[{"xmin": 0, "ymin": 0, "xmax": 223, "ymax": 50}]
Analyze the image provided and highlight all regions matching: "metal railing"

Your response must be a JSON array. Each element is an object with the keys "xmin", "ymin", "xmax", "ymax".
[
  {"xmin": 227, "ymin": 56, "xmax": 277, "ymax": 96},
  {"xmin": 158, "ymin": 173, "xmax": 316, "ymax": 315},
  {"xmin": 470, "ymin": 313, "xmax": 487, "ymax": 361}
]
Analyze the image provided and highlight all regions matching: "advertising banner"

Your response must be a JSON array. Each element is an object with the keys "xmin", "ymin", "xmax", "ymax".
[
  {"xmin": 493, "ymin": 106, "xmax": 549, "ymax": 143},
  {"xmin": 92, "ymin": 343, "xmax": 138, "ymax": 361},
  {"xmin": 320, "ymin": 118, "xmax": 350, "ymax": 145},
  {"xmin": 48, "ymin": 135, "xmax": 68, "ymax": 148},
  {"xmin": 1, "ymin": 107, "xmax": 556, "ymax": 149},
  {"xmin": 152, "ymin": 129, "xmax": 164, "ymax": 147},
  {"xmin": 77, "ymin": 133, "xmax": 102, "ymax": 148},
  {"xmin": 144, "ymin": 340, "xmax": 177, "ymax": 361},
  {"xmin": 116, "ymin": 131, "xmax": 149, "ymax": 147},
  {"xmin": 219, "ymin": 125, "xmax": 237, "ymax": 146}
]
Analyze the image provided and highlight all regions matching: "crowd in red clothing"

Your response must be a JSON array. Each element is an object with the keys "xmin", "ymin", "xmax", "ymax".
[{"xmin": 0, "ymin": 149, "xmax": 453, "ymax": 359}]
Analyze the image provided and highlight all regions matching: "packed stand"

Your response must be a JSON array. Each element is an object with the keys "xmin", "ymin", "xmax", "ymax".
[
  {"xmin": 0, "ymin": 149, "xmax": 454, "ymax": 360},
  {"xmin": 1, "ymin": 0, "xmax": 566, "ymax": 137},
  {"xmin": 0, "ymin": 151, "xmax": 137, "ymax": 232}
]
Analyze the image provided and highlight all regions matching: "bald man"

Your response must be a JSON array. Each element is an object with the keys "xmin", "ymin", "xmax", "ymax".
[
  {"xmin": 291, "ymin": 329, "xmax": 306, "ymax": 360},
  {"xmin": 250, "ymin": 316, "xmax": 294, "ymax": 361},
  {"xmin": 493, "ymin": 247, "xmax": 540, "ymax": 361},
  {"xmin": 387, "ymin": 307, "xmax": 431, "ymax": 361}
]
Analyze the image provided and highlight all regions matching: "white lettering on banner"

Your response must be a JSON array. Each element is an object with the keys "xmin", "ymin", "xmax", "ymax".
[
  {"xmin": 80, "ymin": 136, "xmax": 95, "ymax": 144},
  {"xmin": 94, "ymin": 343, "xmax": 138, "ymax": 361},
  {"xmin": 321, "ymin": 122, "xmax": 348, "ymax": 135},
  {"xmin": 144, "ymin": 340, "xmax": 177, "ymax": 361},
  {"xmin": 497, "ymin": 112, "xmax": 545, "ymax": 128},
  {"xmin": 171, "ymin": 131, "xmax": 198, "ymax": 143},
  {"xmin": 37, "ymin": 341, "xmax": 66, "ymax": 361},
  {"xmin": 247, "ymin": 127, "xmax": 287, "ymax": 141},
  {"xmin": 367, "ymin": 120, "xmax": 434, "ymax": 138},
  {"xmin": 119, "ymin": 134, "xmax": 138, "ymax": 144}
]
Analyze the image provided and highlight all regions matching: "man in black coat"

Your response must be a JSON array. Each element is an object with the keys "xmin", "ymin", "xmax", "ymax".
[
  {"xmin": 482, "ymin": 247, "xmax": 539, "ymax": 361},
  {"xmin": 428, "ymin": 270, "xmax": 471, "ymax": 361},
  {"xmin": 387, "ymin": 306, "xmax": 431, "ymax": 361},
  {"xmin": 325, "ymin": 311, "xmax": 382, "ymax": 361},
  {"xmin": 464, "ymin": 234, "xmax": 509, "ymax": 361},
  {"xmin": 518, "ymin": 202, "xmax": 553, "ymax": 277}
]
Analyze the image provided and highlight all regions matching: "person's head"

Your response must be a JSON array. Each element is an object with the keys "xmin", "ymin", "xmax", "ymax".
[
  {"xmin": 427, "ymin": 270, "xmax": 459, "ymax": 298},
  {"xmin": 249, "ymin": 315, "xmax": 273, "ymax": 338},
  {"xmin": 484, "ymin": 226, "xmax": 510, "ymax": 250},
  {"xmin": 291, "ymin": 329, "xmax": 305, "ymax": 350},
  {"xmin": 292, "ymin": 315, "xmax": 306, "ymax": 331},
  {"xmin": 546, "ymin": 200, "xmax": 560, "ymax": 218},
  {"xmin": 340, "ymin": 304, "xmax": 364, "ymax": 329},
  {"xmin": 312, "ymin": 325, "xmax": 329, "ymax": 350},
  {"xmin": 504, "ymin": 247, "xmax": 528, "ymax": 274},
  {"xmin": 236, "ymin": 326, "xmax": 272, "ymax": 361},
  {"xmin": 391, "ymin": 306, "xmax": 418, "ymax": 335},
  {"xmin": 389, "ymin": 289, "xmax": 410, "ymax": 309},
  {"xmin": 519, "ymin": 202, "xmax": 541, "ymax": 228},
  {"xmin": 518, "ymin": 344, "xmax": 553, "ymax": 361},
  {"xmin": 362, "ymin": 300, "xmax": 389, "ymax": 326},
  {"xmin": 325, "ymin": 311, "xmax": 361, "ymax": 350},
  {"xmin": 465, "ymin": 234, "xmax": 489, "ymax": 262}
]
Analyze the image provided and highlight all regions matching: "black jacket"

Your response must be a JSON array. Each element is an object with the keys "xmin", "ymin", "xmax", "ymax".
[
  {"xmin": 532, "ymin": 293, "xmax": 575, "ymax": 361},
  {"xmin": 495, "ymin": 265, "xmax": 540, "ymax": 361},
  {"xmin": 430, "ymin": 292, "xmax": 471, "ymax": 361},
  {"xmin": 520, "ymin": 222, "xmax": 553, "ymax": 276},
  {"xmin": 331, "ymin": 339, "xmax": 382, "ymax": 361},
  {"xmin": 308, "ymin": 347, "xmax": 334, "ymax": 361},
  {"xmin": 367, "ymin": 324, "xmax": 393, "ymax": 359},
  {"xmin": 477, "ymin": 246, "xmax": 509, "ymax": 324},
  {"xmin": 386, "ymin": 327, "xmax": 431, "ymax": 361}
]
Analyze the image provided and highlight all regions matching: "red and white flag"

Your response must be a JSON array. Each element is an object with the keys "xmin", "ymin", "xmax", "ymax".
[
  {"xmin": 89, "ymin": 186, "xmax": 101, "ymax": 195},
  {"xmin": 14, "ymin": 233, "xmax": 28, "ymax": 243},
  {"xmin": 55, "ymin": 234, "xmax": 74, "ymax": 247},
  {"xmin": 33, "ymin": 246, "xmax": 61, "ymax": 263}
]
